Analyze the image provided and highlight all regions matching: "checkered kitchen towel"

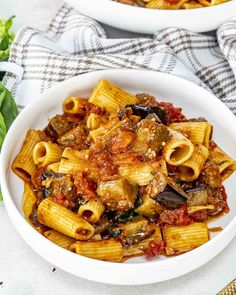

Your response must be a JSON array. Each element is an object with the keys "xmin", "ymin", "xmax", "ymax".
[{"xmin": 1, "ymin": 3, "xmax": 236, "ymax": 114}]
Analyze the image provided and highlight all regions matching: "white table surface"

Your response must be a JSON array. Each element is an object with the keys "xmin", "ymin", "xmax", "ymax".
[{"xmin": 0, "ymin": 1, "xmax": 235, "ymax": 294}]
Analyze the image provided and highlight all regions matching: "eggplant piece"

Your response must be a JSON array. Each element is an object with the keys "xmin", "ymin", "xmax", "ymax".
[
  {"xmin": 150, "ymin": 174, "xmax": 187, "ymax": 209},
  {"xmin": 126, "ymin": 104, "xmax": 167, "ymax": 125},
  {"xmin": 186, "ymin": 187, "xmax": 208, "ymax": 206},
  {"xmin": 156, "ymin": 185, "xmax": 187, "ymax": 209}
]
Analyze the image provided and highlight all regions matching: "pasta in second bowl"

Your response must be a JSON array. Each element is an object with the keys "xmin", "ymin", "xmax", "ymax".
[
  {"xmin": 1, "ymin": 69, "xmax": 236, "ymax": 285},
  {"xmin": 65, "ymin": 0, "xmax": 236, "ymax": 33}
]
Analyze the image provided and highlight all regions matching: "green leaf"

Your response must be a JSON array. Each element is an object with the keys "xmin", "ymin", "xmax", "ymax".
[
  {"xmin": 0, "ymin": 35, "xmax": 9, "ymax": 51},
  {"xmin": 0, "ymin": 15, "xmax": 15, "ymax": 61},
  {"xmin": 0, "ymin": 112, "xmax": 6, "ymax": 148},
  {"xmin": 4, "ymin": 16, "xmax": 15, "ymax": 31},
  {"xmin": 0, "ymin": 83, "xmax": 18, "ymax": 130},
  {"xmin": 0, "ymin": 188, "xmax": 2, "ymax": 201},
  {"xmin": 0, "ymin": 90, "xmax": 6, "ymax": 108}
]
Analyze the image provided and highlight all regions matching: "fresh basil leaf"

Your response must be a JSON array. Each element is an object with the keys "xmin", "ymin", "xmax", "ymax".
[
  {"xmin": 0, "ymin": 50, "xmax": 9, "ymax": 61},
  {"xmin": 0, "ymin": 90, "xmax": 6, "ymax": 108},
  {"xmin": 0, "ymin": 112, "xmax": 6, "ymax": 148},
  {"xmin": 0, "ymin": 16, "xmax": 15, "ymax": 62},
  {"xmin": 0, "ymin": 35, "xmax": 9, "ymax": 51},
  {"xmin": 4, "ymin": 16, "xmax": 15, "ymax": 31},
  {"xmin": 0, "ymin": 83, "xmax": 18, "ymax": 130}
]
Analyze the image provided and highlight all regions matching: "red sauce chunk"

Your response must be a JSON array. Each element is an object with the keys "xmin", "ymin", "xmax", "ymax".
[
  {"xmin": 159, "ymin": 205, "xmax": 192, "ymax": 226},
  {"xmin": 144, "ymin": 241, "xmax": 166, "ymax": 260}
]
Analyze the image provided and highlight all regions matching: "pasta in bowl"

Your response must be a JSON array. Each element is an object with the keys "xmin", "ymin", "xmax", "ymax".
[
  {"xmin": 65, "ymin": 0, "xmax": 236, "ymax": 33},
  {"xmin": 114, "ymin": 0, "xmax": 230, "ymax": 10},
  {"xmin": 1, "ymin": 70, "xmax": 236, "ymax": 284}
]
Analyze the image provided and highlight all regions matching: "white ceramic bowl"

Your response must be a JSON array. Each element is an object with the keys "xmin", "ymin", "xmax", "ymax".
[
  {"xmin": 1, "ymin": 69, "xmax": 236, "ymax": 285},
  {"xmin": 65, "ymin": 0, "xmax": 236, "ymax": 33}
]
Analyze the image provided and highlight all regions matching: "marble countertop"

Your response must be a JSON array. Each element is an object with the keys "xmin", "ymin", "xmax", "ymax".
[{"xmin": 0, "ymin": 1, "xmax": 235, "ymax": 294}]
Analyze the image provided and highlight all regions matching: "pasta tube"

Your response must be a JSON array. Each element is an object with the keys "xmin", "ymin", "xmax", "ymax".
[
  {"xmin": 182, "ymin": 2, "xmax": 203, "ymax": 8},
  {"xmin": 59, "ymin": 147, "xmax": 90, "ymax": 174},
  {"xmin": 78, "ymin": 199, "xmax": 105, "ymax": 223},
  {"xmin": 210, "ymin": 146, "xmax": 236, "ymax": 181},
  {"xmin": 163, "ymin": 222, "xmax": 209, "ymax": 255},
  {"xmin": 89, "ymin": 117, "xmax": 128, "ymax": 142},
  {"xmin": 151, "ymin": 159, "xmax": 168, "ymax": 175},
  {"xmin": 123, "ymin": 224, "xmax": 162, "ymax": 257},
  {"xmin": 118, "ymin": 217, "xmax": 148, "ymax": 236},
  {"xmin": 32, "ymin": 141, "xmax": 62, "ymax": 167},
  {"xmin": 169, "ymin": 122, "xmax": 212, "ymax": 148},
  {"xmin": 88, "ymin": 80, "xmax": 138, "ymax": 113},
  {"xmin": 47, "ymin": 162, "xmax": 60, "ymax": 173},
  {"xmin": 69, "ymin": 240, "xmax": 123, "ymax": 262},
  {"xmin": 135, "ymin": 195, "xmax": 163, "ymax": 217},
  {"xmin": 178, "ymin": 144, "xmax": 209, "ymax": 182},
  {"xmin": 37, "ymin": 197, "xmax": 94, "ymax": 240},
  {"xmin": 119, "ymin": 163, "xmax": 154, "ymax": 186},
  {"xmin": 86, "ymin": 113, "xmax": 104, "ymax": 130},
  {"xmin": 163, "ymin": 129, "xmax": 194, "ymax": 166},
  {"xmin": 188, "ymin": 205, "xmax": 214, "ymax": 214},
  {"xmin": 146, "ymin": 0, "xmax": 188, "ymax": 9},
  {"xmin": 44, "ymin": 230, "xmax": 75, "ymax": 250},
  {"xmin": 22, "ymin": 182, "xmax": 37, "ymax": 223},
  {"xmin": 12, "ymin": 129, "xmax": 43, "ymax": 181},
  {"xmin": 63, "ymin": 97, "xmax": 84, "ymax": 114}
]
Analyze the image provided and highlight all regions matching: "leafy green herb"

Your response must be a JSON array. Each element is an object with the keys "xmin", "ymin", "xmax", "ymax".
[
  {"xmin": 0, "ymin": 84, "xmax": 18, "ymax": 130},
  {"xmin": 117, "ymin": 197, "xmax": 143, "ymax": 223},
  {"xmin": 0, "ymin": 84, "xmax": 18, "ymax": 201},
  {"xmin": 108, "ymin": 228, "xmax": 122, "ymax": 238},
  {"xmin": 0, "ymin": 16, "xmax": 15, "ymax": 62},
  {"xmin": 77, "ymin": 198, "xmax": 88, "ymax": 206},
  {"xmin": 0, "ymin": 112, "xmax": 6, "ymax": 148}
]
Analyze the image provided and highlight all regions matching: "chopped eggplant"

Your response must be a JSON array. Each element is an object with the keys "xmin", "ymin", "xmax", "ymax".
[
  {"xmin": 156, "ymin": 185, "xmax": 187, "ymax": 209},
  {"xmin": 132, "ymin": 119, "xmax": 169, "ymax": 158},
  {"xmin": 199, "ymin": 159, "xmax": 222, "ymax": 188},
  {"xmin": 148, "ymin": 173, "xmax": 187, "ymax": 209},
  {"xmin": 97, "ymin": 178, "xmax": 138, "ymax": 211},
  {"xmin": 126, "ymin": 104, "xmax": 167, "ymax": 125},
  {"xmin": 57, "ymin": 124, "xmax": 89, "ymax": 150},
  {"xmin": 186, "ymin": 187, "xmax": 208, "ymax": 206},
  {"xmin": 44, "ymin": 115, "xmax": 72, "ymax": 141}
]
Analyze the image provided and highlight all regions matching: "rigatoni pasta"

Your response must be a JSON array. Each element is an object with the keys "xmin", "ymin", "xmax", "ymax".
[
  {"xmin": 178, "ymin": 144, "xmax": 209, "ymax": 182},
  {"xmin": 38, "ymin": 197, "xmax": 94, "ymax": 240},
  {"xmin": 88, "ymin": 79, "xmax": 138, "ymax": 113},
  {"xmin": 69, "ymin": 240, "xmax": 123, "ymax": 262},
  {"xmin": 163, "ymin": 129, "xmax": 194, "ymax": 165},
  {"xmin": 13, "ymin": 79, "xmax": 235, "ymax": 262},
  {"xmin": 209, "ymin": 146, "xmax": 236, "ymax": 181},
  {"xmin": 12, "ymin": 130, "xmax": 44, "ymax": 181},
  {"xmin": 163, "ymin": 222, "xmax": 209, "ymax": 255},
  {"xmin": 114, "ymin": 0, "xmax": 229, "ymax": 9},
  {"xmin": 44, "ymin": 230, "xmax": 75, "ymax": 249},
  {"xmin": 33, "ymin": 141, "xmax": 62, "ymax": 167}
]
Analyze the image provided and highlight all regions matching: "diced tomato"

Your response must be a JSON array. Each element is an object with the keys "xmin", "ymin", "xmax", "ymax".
[
  {"xmin": 144, "ymin": 241, "xmax": 166, "ymax": 260},
  {"xmin": 110, "ymin": 130, "xmax": 135, "ymax": 153},
  {"xmin": 159, "ymin": 205, "xmax": 192, "ymax": 226},
  {"xmin": 73, "ymin": 171, "xmax": 97, "ymax": 200},
  {"xmin": 190, "ymin": 210, "xmax": 208, "ymax": 222},
  {"xmin": 209, "ymin": 140, "xmax": 217, "ymax": 149},
  {"xmin": 220, "ymin": 185, "xmax": 227, "ymax": 201},
  {"xmin": 158, "ymin": 102, "xmax": 186, "ymax": 124},
  {"xmin": 89, "ymin": 146, "xmax": 118, "ymax": 181}
]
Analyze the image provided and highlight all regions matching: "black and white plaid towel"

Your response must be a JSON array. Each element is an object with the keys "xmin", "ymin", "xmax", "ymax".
[{"xmin": 1, "ymin": 4, "xmax": 236, "ymax": 114}]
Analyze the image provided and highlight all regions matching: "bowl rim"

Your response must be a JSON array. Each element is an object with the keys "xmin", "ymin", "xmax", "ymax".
[
  {"xmin": 1, "ymin": 69, "xmax": 236, "ymax": 284},
  {"xmin": 76, "ymin": 0, "xmax": 236, "ymax": 15}
]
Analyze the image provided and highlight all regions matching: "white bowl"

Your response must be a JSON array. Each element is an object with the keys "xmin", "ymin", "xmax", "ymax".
[
  {"xmin": 65, "ymin": 0, "xmax": 236, "ymax": 33},
  {"xmin": 1, "ymin": 69, "xmax": 236, "ymax": 285}
]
